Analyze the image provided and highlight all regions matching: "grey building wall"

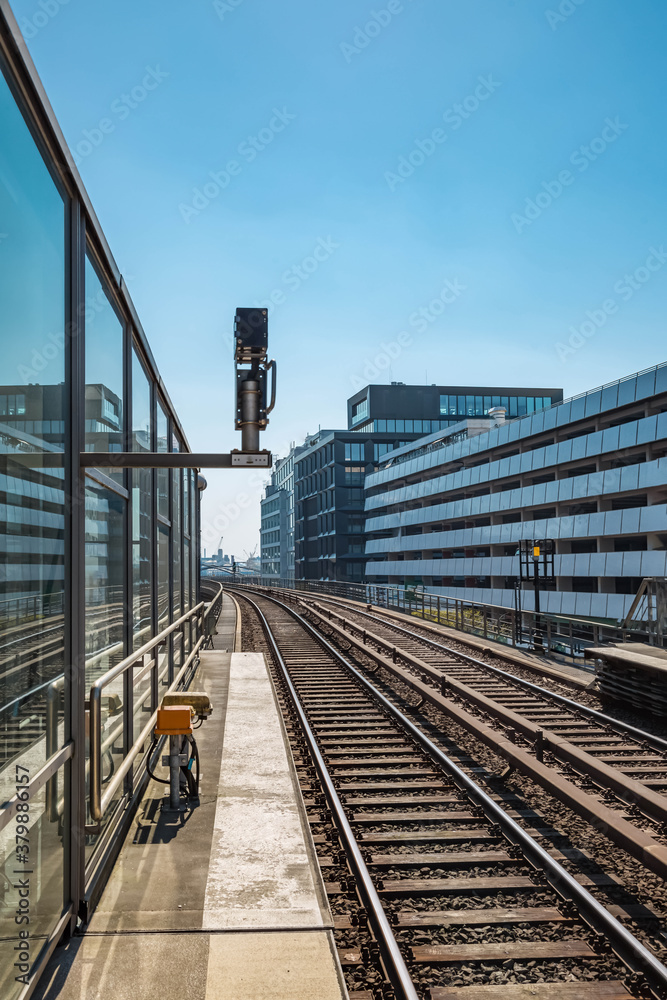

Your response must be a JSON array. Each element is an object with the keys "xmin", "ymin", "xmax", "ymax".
[
  {"xmin": 294, "ymin": 382, "xmax": 564, "ymax": 585},
  {"xmin": 348, "ymin": 382, "xmax": 563, "ymax": 431},
  {"xmin": 260, "ymin": 445, "xmax": 304, "ymax": 581},
  {"xmin": 363, "ymin": 363, "xmax": 667, "ymax": 621},
  {"xmin": 260, "ymin": 486, "xmax": 287, "ymax": 579}
]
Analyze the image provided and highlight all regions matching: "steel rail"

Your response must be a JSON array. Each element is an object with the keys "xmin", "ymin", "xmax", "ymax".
[
  {"xmin": 245, "ymin": 593, "xmax": 419, "ymax": 1000},
  {"xmin": 298, "ymin": 591, "xmax": 667, "ymax": 755},
  {"xmin": 235, "ymin": 588, "xmax": 667, "ymax": 997}
]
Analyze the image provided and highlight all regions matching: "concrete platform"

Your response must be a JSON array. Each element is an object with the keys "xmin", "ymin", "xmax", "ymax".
[{"xmin": 34, "ymin": 595, "xmax": 347, "ymax": 1000}]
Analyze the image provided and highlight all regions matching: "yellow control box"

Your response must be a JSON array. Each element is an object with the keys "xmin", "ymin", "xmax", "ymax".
[
  {"xmin": 162, "ymin": 691, "xmax": 212, "ymax": 717},
  {"xmin": 155, "ymin": 705, "xmax": 193, "ymax": 736}
]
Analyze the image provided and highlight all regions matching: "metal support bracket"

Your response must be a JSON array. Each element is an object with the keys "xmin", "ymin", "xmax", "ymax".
[{"xmin": 80, "ymin": 451, "xmax": 271, "ymax": 469}]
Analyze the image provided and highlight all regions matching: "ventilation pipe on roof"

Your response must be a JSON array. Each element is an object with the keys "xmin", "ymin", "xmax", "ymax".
[{"xmin": 487, "ymin": 406, "xmax": 506, "ymax": 426}]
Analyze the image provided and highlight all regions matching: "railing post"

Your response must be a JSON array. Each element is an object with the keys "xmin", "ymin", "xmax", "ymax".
[{"xmin": 437, "ymin": 595, "xmax": 440, "ymax": 624}]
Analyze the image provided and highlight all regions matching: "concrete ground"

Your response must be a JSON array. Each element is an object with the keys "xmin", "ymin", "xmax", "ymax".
[{"xmin": 34, "ymin": 595, "xmax": 347, "ymax": 1000}]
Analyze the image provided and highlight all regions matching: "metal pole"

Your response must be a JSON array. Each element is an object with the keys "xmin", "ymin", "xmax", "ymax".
[
  {"xmin": 240, "ymin": 379, "xmax": 261, "ymax": 452},
  {"xmin": 169, "ymin": 734, "xmax": 181, "ymax": 810},
  {"xmin": 533, "ymin": 557, "xmax": 543, "ymax": 651}
]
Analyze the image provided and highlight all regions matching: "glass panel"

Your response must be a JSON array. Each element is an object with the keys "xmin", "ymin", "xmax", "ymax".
[
  {"xmin": 184, "ymin": 467, "xmax": 190, "ymax": 537},
  {"xmin": 84, "ymin": 481, "xmax": 125, "ymax": 849},
  {"xmin": 184, "ymin": 538, "xmax": 191, "ymax": 651},
  {"xmin": 600, "ymin": 384, "xmax": 618, "ymax": 411},
  {"xmin": 0, "ymin": 68, "xmax": 66, "ymax": 767},
  {"xmin": 84, "ymin": 257, "xmax": 123, "ymax": 467},
  {"xmin": 157, "ymin": 524, "xmax": 170, "ymax": 634},
  {"xmin": 517, "ymin": 396, "xmax": 527, "ymax": 416},
  {"xmin": 157, "ymin": 402, "xmax": 169, "ymax": 521},
  {"xmin": 475, "ymin": 396, "xmax": 483, "ymax": 414},
  {"xmin": 509, "ymin": 396, "xmax": 518, "ymax": 417},
  {"xmin": 654, "ymin": 363, "xmax": 667, "ymax": 395},
  {"xmin": 439, "ymin": 395, "xmax": 447, "ymax": 415},
  {"xmin": 466, "ymin": 395, "xmax": 475, "ymax": 415},
  {"xmin": 0, "ymin": 67, "xmax": 69, "ymax": 995},
  {"xmin": 584, "ymin": 389, "xmax": 602, "ymax": 416},
  {"xmin": 132, "ymin": 350, "xmax": 151, "ymax": 452},
  {"xmin": 131, "ymin": 351, "xmax": 152, "ymax": 651},
  {"xmin": 483, "ymin": 396, "xmax": 492, "ymax": 412},
  {"xmin": 172, "ymin": 460, "xmax": 181, "ymax": 618},
  {"xmin": 636, "ymin": 370, "xmax": 656, "ymax": 400},
  {"xmin": 527, "ymin": 396, "xmax": 535, "ymax": 413}
]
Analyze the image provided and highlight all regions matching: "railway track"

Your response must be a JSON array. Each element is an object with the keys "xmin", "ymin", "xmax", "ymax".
[
  {"xmin": 241, "ymin": 587, "xmax": 667, "ymax": 878},
  {"xmin": 234, "ymin": 587, "xmax": 667, "ymax": 1000}
]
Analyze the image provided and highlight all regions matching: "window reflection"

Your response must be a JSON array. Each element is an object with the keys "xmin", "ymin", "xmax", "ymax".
[
  {"xmin": 132, "ymin": 351, "xmax": 152, "ymax": 650},
  {"xmin": 0, "ymin": 66, "xmax": 66, "ymax": 780},
  {"xmin": 84, "ymin": 257, "xmax": 123, "ymax": 460},
  {"xmin": 157, "ymin": 401, "xmax": 169, "ymax": 521},
  {"xmin": 84, "ymin": 481, "xmax": 125, "ymax": 848}
]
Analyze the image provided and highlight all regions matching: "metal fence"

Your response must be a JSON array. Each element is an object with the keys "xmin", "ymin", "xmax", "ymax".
[{"xmin": 210, "ymin": 572, "xmax": 664, "ymax": 661}]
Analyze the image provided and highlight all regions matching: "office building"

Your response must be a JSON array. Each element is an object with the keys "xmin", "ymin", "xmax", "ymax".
[
  {"xmin": 363, "ymin": 363, "xmax": 667, "ymax": 621},
  {"xmin": 260, "ymin": 446, "xmax": 304, "ymax": 581},
  {"xmin": 294, "ymin": 382, "xmax": 563, "ymax": 583}
]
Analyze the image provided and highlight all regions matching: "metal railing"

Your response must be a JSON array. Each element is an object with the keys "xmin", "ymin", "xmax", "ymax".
[
  {"xmin": 20, "ymin": 581, "xmax": 222, "ymax": 832},
  {"xmin": 219, "ymin": 574, "xmax": 662, "ymax": 660},
  {"xmin": 87, "ymin": 585, "xmax": 223, "ymax": 827}
]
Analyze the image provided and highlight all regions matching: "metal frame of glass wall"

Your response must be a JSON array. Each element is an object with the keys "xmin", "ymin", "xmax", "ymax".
[{"xmin": 0, "ymin": 7, "xmax": 201, "ymax": 996}]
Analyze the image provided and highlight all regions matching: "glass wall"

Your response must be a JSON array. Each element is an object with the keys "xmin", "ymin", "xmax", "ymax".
[
  {"xmin": 0, "ymin": 54, "xmax": 68, "ymax": 999},
  {"xmin": 0, "ymin": 27, "xmax": 200, "ymax": 997}
]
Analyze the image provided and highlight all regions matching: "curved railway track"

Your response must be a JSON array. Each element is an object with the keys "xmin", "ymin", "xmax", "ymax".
[
  {"xmin": 234, "ymin": 587, "xmax": 667, "ymax": 1000},
  {"xmin": 241, "ymin": 587, "xmax": 667, "ymax": 876}
]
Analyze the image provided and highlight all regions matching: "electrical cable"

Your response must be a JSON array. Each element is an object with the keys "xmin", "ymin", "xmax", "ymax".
[
  {"xmin": 146, "ymin": 730, "xmax": 200, "ymax": 800},
  {"xmin": 185, "ymin": 733, "xmax": 200, "ymax": 798},
  {"xmin": 145, "ymin": 735, "xmax": 170, "ymax": 785},
  {"xmin": 101, "ymin": 748, "xmax": 115, "ymax": 785}
]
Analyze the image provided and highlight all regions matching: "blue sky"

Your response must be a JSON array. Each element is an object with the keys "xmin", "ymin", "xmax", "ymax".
[{"xmin": 9, "ymin": 0, "xmax": 667, "ymax": 554}]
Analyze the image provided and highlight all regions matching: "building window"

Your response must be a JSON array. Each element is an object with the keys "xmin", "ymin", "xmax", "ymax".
[
  {"xmin": 351, "ymin": 397, "xmax": 369, "ymax": 424},
  {"xmin": 344, "ymin": 465, "xmax": 365, "ymax": 486},
  {"xmin": 374, "ymin": 442, "xmax": 395, "ymax": 461},
  {"xmin": 345, "ymin": 442, "xmax": 364, "ymax": 461}
]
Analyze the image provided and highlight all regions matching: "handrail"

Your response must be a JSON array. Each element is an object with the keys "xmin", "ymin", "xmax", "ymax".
[{"xmin": 88, "ymin": 600, "xmax": 205, "ymax": 825}]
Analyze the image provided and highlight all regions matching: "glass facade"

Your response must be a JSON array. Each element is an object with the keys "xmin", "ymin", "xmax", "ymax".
[
  {"xmin": 0, "ymin": 28, "xmax": 201, "ymax": 997},
  {"xmin": 439, "ymin": 394, "xmax": 553, "ymax": 419},
  {"xmin": 354, "ymin": 418, "xmax": 459, "ymax": 433},
  {"xmin": 0, "ymin": 54, "xmax": 67, "ymax": 993}
]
